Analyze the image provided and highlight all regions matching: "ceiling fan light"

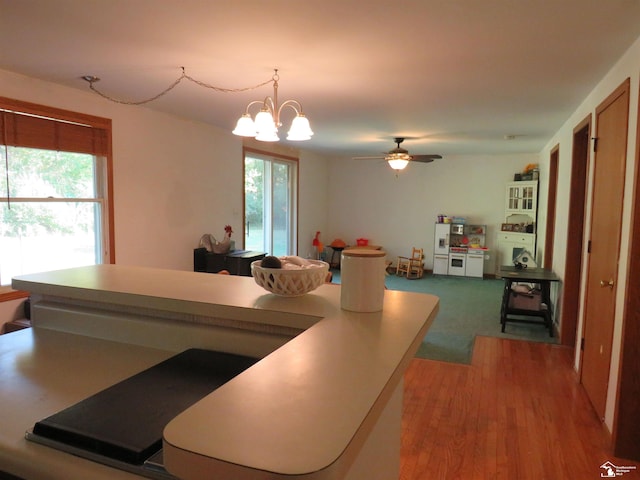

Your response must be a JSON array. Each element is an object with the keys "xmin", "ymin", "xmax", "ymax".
[
  {"xmin": 387, "ymin": 158, "xmax": 410, "ymax": 170},
  {"xmin": 286, "ymin": 114, "xmax": 314, "ymax": 141},
  {"xmin": 386, "ymin": 150, "xmax": 411, "ymax": 170},
  {"xmin": 232, "ymin": 114, "xmax": 256, "ymax": 137}
]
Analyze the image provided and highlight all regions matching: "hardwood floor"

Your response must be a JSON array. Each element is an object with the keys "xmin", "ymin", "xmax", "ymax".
[{"xmin": 401, "ymin": 336, "xmax": 640, "ymax": 479}]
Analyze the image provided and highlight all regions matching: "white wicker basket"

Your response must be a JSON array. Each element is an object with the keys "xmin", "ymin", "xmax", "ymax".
[{"xmin": 251, "ymin": 259, "xmax": 330, "ymax": 296}]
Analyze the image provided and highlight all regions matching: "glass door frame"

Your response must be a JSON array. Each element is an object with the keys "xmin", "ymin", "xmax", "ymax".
[{"xmin": 242, "ymin": 147, "xmax": 298, "ymax": 256}]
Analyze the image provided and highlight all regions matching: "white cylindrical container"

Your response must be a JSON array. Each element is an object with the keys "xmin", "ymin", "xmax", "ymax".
[{"xmin": 340, "ymin": 248, "xmax": 386, "ymax": 312}]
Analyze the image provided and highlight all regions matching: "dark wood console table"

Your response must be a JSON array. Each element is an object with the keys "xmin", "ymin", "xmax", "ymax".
[
  {"xmin": 499, "ymin": 266, "xmax": 560, "ymax": 337},
  {"xmin": 194, "ymin": 248, "xmax": 266, "ymax": 276}
]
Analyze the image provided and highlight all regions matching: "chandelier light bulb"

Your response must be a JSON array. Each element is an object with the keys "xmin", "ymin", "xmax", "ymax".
[
  {"xmin": 287, "ymin": 114, "xmax": 314, "ymax": 141},
  {"xmin": 255, "ymin": 127, "xmax": 280, "ymax": 142},
  {"xmin": 232, "ymin": 114, "xmax": 257, "ymax": 137},
  {"xmin": 254, "ymin": 109, "xmax": 276, "ymax": 133}
]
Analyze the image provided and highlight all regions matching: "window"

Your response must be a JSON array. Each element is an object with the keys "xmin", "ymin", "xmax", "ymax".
[
  {"xmin": 243, "ymin": 149, "xmax": 298, "ymax": 256},
  {"xmin": 0, "ymin": 97, "xmax": 113, "ymax": 289}
]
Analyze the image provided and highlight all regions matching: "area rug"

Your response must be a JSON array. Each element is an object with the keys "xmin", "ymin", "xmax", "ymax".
[{"xmin": 330, "ymin": 270, "xmax": 558, "ymax": 364}]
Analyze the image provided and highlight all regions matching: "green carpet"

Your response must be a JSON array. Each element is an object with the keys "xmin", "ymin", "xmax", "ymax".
[{"xmin": 330, "ymin": 270, "xmax": 558, "ymax": 364}]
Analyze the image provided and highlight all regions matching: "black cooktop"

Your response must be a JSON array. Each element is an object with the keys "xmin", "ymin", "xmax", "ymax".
[{"xmin": 27, "ymin": 348, "xmax": 259, "ymax": 478}]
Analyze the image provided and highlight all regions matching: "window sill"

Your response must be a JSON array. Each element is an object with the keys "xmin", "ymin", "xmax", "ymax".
[{"xmin": 0, "ymin": 287, "xmax": 30, "ymax": 303}]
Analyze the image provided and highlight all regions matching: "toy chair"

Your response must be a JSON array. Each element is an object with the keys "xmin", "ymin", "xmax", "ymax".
[{"xmin": 396, "ymin": 248, "xmax": 424, "ymax": 279}]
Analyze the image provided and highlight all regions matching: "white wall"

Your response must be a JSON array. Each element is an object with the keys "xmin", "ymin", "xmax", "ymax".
[
  {"xmin": 538, "ymin": 35, "xmax": 640, "ymax": 431},
  {"xmin": 298, "ymin": 149, "xmax": 331, "ymax": 257},
  {"xmin": 112, "ymin": 109, "xmax": 243, "ymax": 269},
  {"xmin": 326, "ymin": 153, "xmax": 538, "ymax": 273},
  {"xmin": 0, "ymin": 69, "xmax": 330, "ymax": 272}
]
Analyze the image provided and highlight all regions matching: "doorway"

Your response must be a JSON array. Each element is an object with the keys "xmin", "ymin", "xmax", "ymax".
[
  {"xmin": 561, "ymin": 118, "xmax": 591, "ymax": 347},
  {"xmin": 243, "ymin": 148, "xmax": 298, "ymax": 256},
  {"xmin": 580, "ymin": 79, "xmax": 630, "ymax": 420},
  {"xmin": 543, "ymin": 145, "xmax": 559, "ymax": 269}
]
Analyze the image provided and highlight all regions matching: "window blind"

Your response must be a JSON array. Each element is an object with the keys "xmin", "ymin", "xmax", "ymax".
[{"xmin": 0, "ymin": 96, "xmax": 110, "ymax": 155}]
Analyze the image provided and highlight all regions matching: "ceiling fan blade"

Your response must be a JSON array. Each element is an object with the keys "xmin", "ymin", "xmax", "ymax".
[
  {"xmin": 411, "ymin": 154, "xmax": 442, "ymax": 163},
  {"xmin": 352, "ymin": 156, "xmax": 385, "ymax": 160}
]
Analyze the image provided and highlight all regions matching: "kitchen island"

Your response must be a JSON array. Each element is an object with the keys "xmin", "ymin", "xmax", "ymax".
[{"xmin": 2, "ymin": 264, "xmax": 438, "ymax": 479}]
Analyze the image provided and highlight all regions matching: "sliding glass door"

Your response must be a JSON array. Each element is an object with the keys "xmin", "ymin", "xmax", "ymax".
[{"xmin": 244, "ymin": 151, "xmax": 297, "ymax": 256}]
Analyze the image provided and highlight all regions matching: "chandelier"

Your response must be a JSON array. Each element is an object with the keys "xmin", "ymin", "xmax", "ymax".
[
  {"xmin": 81, "ymin": 67, "xmax": 312, "ymax": 142},
  {"xmin": 232, "ymin": 69, "xmax": 313, "ymax": 142}
]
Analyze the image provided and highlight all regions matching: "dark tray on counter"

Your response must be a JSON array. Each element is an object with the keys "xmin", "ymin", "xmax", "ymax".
[{"xmin": 27, "ymin": 348, "xmax": 259, "ymax": 478}]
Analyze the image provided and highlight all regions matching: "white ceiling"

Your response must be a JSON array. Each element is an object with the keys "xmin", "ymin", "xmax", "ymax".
[{"xmin": 2, "ymin": 0, "xmax": 640, "ymax": 158}]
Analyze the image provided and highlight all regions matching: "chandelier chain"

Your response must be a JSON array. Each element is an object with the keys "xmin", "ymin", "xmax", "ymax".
[{"xmin": 86, "ymin": 67, "xmax": 274, "ymax": 106}]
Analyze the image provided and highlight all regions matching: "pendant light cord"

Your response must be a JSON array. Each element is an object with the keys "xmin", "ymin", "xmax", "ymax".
[{"xmin": 84, "ymin": 67, "xmax": 274, "ymax": 106}]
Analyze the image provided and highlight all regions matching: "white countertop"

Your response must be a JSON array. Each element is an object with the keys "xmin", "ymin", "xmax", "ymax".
[{"xmin": 4, "ymin": 265, "xmax": 439, "ymax": 479}]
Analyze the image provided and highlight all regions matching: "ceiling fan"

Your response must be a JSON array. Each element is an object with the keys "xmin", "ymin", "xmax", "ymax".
[{"xmin": 353, "ymin": 137, "xmax": 442, "ymax": 171}]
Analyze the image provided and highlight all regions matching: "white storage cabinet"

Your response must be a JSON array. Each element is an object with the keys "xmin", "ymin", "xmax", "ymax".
[{"xmin": 498, "ymin": 180, "xmax": 538, "ymax": 267}]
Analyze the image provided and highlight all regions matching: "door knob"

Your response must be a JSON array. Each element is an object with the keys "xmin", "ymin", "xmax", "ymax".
[{"xmin": 599, "ymin": 279, "xmax": 615, "ymax": 288}]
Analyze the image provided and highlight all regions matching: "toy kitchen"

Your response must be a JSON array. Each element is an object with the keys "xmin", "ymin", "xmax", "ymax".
[{"xmin": 433, "ymin": 217, "xmax": 488, "ymax": 278}]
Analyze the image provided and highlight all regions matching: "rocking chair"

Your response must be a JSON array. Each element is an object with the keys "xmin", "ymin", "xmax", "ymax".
[{"xmin": 396, "ymin": 247, "xmax": 424, "ymax": 279}]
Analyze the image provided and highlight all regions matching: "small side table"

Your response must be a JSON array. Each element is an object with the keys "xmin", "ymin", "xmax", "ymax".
[
  {"xmin": 193, "ymin": 249, "xmax": 266, "ymax": 276},
  {"xmin": 224, "ymin": 251, "xmax": 266, "ymax": 276},
  {"xmin": 498, "ymin": 266, "xmax": 560, "ymax": 337}
]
